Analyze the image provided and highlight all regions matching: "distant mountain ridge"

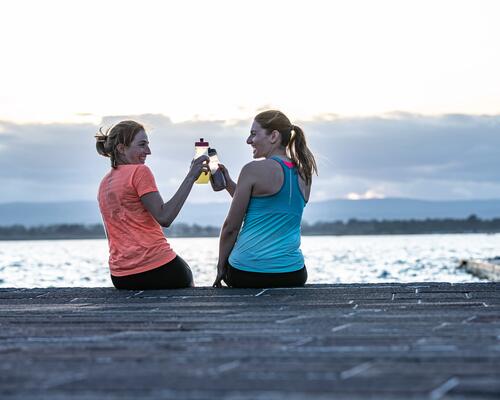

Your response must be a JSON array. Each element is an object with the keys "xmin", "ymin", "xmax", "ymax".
[{"xmin": 1, "ymin": 198, "xmax": 499, "ymax": 227}]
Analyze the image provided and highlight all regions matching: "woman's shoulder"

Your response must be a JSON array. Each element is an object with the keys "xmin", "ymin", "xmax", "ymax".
[
  {"xmin": 119, "ymin": 163, "xmax": 153, "ymax": 174},
  {"xmin": 135, "ymin": 163, "xmax": 153, "ymax": 172},
  {"xmin": 131, "ymin": 164, "xmax": 155, "ymax": 182},
  {"xmin": 108, "ymin": 164, "xmax": 154, "ymax": 182},
  {"xmin": 240, "ymin": 159, "xmax": 279, "ymax": 176},
  {"xmin": 239, "ymin": 160, "xmax": 282, "ymax": 186},
  {"xmin": 242, "ymin": 159, "xmax": 281, "ymax": 172}
]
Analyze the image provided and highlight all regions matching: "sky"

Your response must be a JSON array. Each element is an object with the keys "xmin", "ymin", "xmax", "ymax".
[{"xmin": 0, "ymin": 0, "xmax": 499, "ymax": 203}]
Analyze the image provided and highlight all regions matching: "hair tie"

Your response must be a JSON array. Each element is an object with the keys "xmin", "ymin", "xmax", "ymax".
[
  {"xmin": 94, "ymin": 134, "xmax": 107, "ymax": 143},
  {"xmin": 290, "ymin": 125, "xmax": 296, "ymax": 137}
]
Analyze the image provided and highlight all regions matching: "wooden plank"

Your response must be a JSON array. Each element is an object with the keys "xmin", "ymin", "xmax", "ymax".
[{"xmin": 0, "ymin": 283, "xmax": 499, "ymax": 399}]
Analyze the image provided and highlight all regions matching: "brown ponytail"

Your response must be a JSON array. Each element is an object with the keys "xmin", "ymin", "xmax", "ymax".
[
  {"xmin": 287, "ymin": 124, "xmax": 317, "ymax": 185},
  {"xmin": 254, "ymin": 110, "xmax": 318, "ymax": 185},
  {"xmin": 94, "ymin": 120, "xmax": 145, "ymax": 169}
]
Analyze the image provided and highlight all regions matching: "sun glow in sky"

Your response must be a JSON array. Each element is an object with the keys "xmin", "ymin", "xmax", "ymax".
[
  {"xmin": 1, "ymin": 0, "xmax": 499, "ymax": 124},
  {"xmin": 1, "ymin": 0, "xmax": 500, "ymax": 204}
]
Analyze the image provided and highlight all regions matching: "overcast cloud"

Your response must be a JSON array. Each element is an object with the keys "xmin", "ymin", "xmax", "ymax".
[{"xmin": 0, "ymin": 113, "xmax": 499, "ymax": 204}]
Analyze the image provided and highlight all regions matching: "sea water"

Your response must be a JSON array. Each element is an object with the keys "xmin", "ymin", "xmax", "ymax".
[{"xmin": 0, "ymin": 234, "xmax": 498, "ymax": 288}]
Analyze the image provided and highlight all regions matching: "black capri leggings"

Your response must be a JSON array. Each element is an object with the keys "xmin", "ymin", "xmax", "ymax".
[
  {"xmin": 111, "ymin": 255, "xmax": 194, "ymax": 290},
  {"xmin": 224, "ymin": 263, "xmax": 307, "ymax": 288}
]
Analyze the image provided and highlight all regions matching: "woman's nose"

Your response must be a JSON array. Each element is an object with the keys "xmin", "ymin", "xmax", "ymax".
[{"xmin": 246, "ymin": 136, "xmax": 252, "ymax": 144}]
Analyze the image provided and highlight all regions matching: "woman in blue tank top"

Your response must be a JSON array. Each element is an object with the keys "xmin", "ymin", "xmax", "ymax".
[{"xmin": 213, "ymin": 110, "xmax": 318, "ymax": 288}]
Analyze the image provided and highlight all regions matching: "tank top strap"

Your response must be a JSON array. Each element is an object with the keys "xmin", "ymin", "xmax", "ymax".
[
  {"xmin": 270, "ymin": 156, "xmax": 293, "ymax": 169},
  {"xmin": 269, "ymin": 156, "xmax": 306, "ymax": 205}
]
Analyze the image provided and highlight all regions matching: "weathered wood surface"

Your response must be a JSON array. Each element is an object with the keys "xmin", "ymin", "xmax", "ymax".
[
  {"xmin": 0, "ymin": 283, "xmax": 499, "ymax": 399},
  {"xmin": 459, "ymin": 259, "xmax": 500, "ymax": 281}
]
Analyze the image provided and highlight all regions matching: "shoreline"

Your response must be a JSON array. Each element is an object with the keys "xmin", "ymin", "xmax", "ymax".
[
  {"xmin": 2, "ymin": 216, "xmax": 500, "ymax": 240},
  {"xmin": 0, "ymin": 231, "xmax": 499, "ymax": 241}
]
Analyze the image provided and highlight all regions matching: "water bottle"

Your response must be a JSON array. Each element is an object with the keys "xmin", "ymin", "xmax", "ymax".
[
  {"xmin": 208, "ymin": 148, "xmax": 227, "ymax": 191},
  {"xmin": 194, "ymin": 138, "xmax": 210, "ymax": 184}
]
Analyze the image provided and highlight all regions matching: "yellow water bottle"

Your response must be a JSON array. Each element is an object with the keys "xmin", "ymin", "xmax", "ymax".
[{"xmin": 194, "ymin": 138, "xmax": 210, "ymax": 184}]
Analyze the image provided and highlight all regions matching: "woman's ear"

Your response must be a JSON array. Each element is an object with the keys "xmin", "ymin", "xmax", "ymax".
[
  {"xmin": 270, "ymin": 129, "xmax": 280, "ymax": 144},
  {"xmin": 116, "ymin": 143, "xmax": 126, "ymax": 154}
]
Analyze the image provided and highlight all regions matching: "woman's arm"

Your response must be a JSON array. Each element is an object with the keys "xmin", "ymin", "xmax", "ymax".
[
  {"xmin": 213, "ymin": 163, "xmax": 255, "ymax": 287},
  {"xmin": 141, "ymin": 155, "xmax": 209, "ymax": 227},
  {"xmin": 218, "ymin": 164, "xmax": 236, "ymax": 197}
]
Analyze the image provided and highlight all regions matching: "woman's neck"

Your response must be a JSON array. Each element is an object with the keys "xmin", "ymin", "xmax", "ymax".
[{"xmin": 266, "ymin": 148, "xmax": 288, "ymax": 160}]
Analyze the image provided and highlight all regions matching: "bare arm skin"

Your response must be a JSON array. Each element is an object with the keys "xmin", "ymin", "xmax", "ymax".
[
  {"xmin": 218, "ymin": 164, "xmax": 237, "ymax": 197},
  {"xmin": 213, "ymin": 163, "xmax": 255, "ymax": 287},
  {"xmin": 140, "ymin": 155, "xmax": 209, "ymax": 227}
]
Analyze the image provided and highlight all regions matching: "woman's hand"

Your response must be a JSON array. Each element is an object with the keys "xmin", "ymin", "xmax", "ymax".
[
  {"xmin": 213, "ymin": 263, "xmax": 227, "ymax": 288},
  {"xmin": 188, "ymin": 155, "xmax": 210, "ymax": 181},
  {"xmin": 218, "ymin": 163, "xmax": 236, "ymax": 197}
]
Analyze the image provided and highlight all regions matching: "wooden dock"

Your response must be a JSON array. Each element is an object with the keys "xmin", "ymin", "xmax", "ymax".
[
  {"xmin": 459, "ymin": 259, "xmax": 500, "ymax": 281},
  {"xmin": 1, "ymin": 283, "xmax": 499, "ymax": 399}
]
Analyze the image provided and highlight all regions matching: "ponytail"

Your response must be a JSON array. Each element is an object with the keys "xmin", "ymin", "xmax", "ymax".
[
  {"xmin": 287, "ymin": 125, "xmax": 317, "ymax": 185},
  {"xmin": 95, "ymin": 127, "xmax": 119, "ymax": 168}
]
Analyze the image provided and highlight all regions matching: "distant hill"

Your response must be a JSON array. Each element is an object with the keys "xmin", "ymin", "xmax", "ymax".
[
  {"xmin": 0, "ymin": 198, "xmax": 499, "ymax": 227},
  {"xmin": 303, "ymin": 198, "xmax": 500, "ymax": 223}
]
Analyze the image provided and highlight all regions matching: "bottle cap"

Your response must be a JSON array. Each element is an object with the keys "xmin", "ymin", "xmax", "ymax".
[
  {"xmin": 195, "ymin": 138, "xmax": 209, "ymax": 147},
  {"xmin": 208, "ymin": 148, "xmax": 217, "ymax": 156}
]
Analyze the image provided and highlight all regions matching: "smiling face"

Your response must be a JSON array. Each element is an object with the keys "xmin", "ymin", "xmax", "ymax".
[
  {"xmin": 247, "ymin": 120, "xmax": 273, "ymax": 159},
  {"xmin": 121, "ymin": 130, "xmax": 151, "ymax": 164}
]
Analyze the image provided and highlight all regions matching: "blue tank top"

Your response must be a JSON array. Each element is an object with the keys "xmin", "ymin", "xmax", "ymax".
[{"xmin": 228, "ymin": 156, "xmax": 306, "ymax": 273}]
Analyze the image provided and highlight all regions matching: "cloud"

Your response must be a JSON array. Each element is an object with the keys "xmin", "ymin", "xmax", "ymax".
[
  {"xmin": 346, "ymin": 190, "xmax": 385, "ymax": 200},
  {"xmin": 305, "ymin": 113, "xmax": 500, "ymax": 183},
  {"xmin": 0, "ymin": 113, "xmax": 499, "ymax": 203}
]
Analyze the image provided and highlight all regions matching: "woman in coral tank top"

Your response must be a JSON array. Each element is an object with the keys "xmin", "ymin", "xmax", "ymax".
[{"xmin": 95, "ymin": 120, "xmax": 208, "ymax": 290}]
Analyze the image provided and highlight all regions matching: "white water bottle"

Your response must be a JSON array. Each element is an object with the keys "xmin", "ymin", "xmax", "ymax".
[{"xmin": 208, "ymin": 148, "xmax": 226, "ymax": 191}]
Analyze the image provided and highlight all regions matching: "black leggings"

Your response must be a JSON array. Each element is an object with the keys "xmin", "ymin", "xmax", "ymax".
[
  {"xmin": 224, "ymin": 264, "xmax": 307, "ymax": 288},
  {"xmin": 111, "ymin": 256, "xmax": 194, "ymax": 290}
]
